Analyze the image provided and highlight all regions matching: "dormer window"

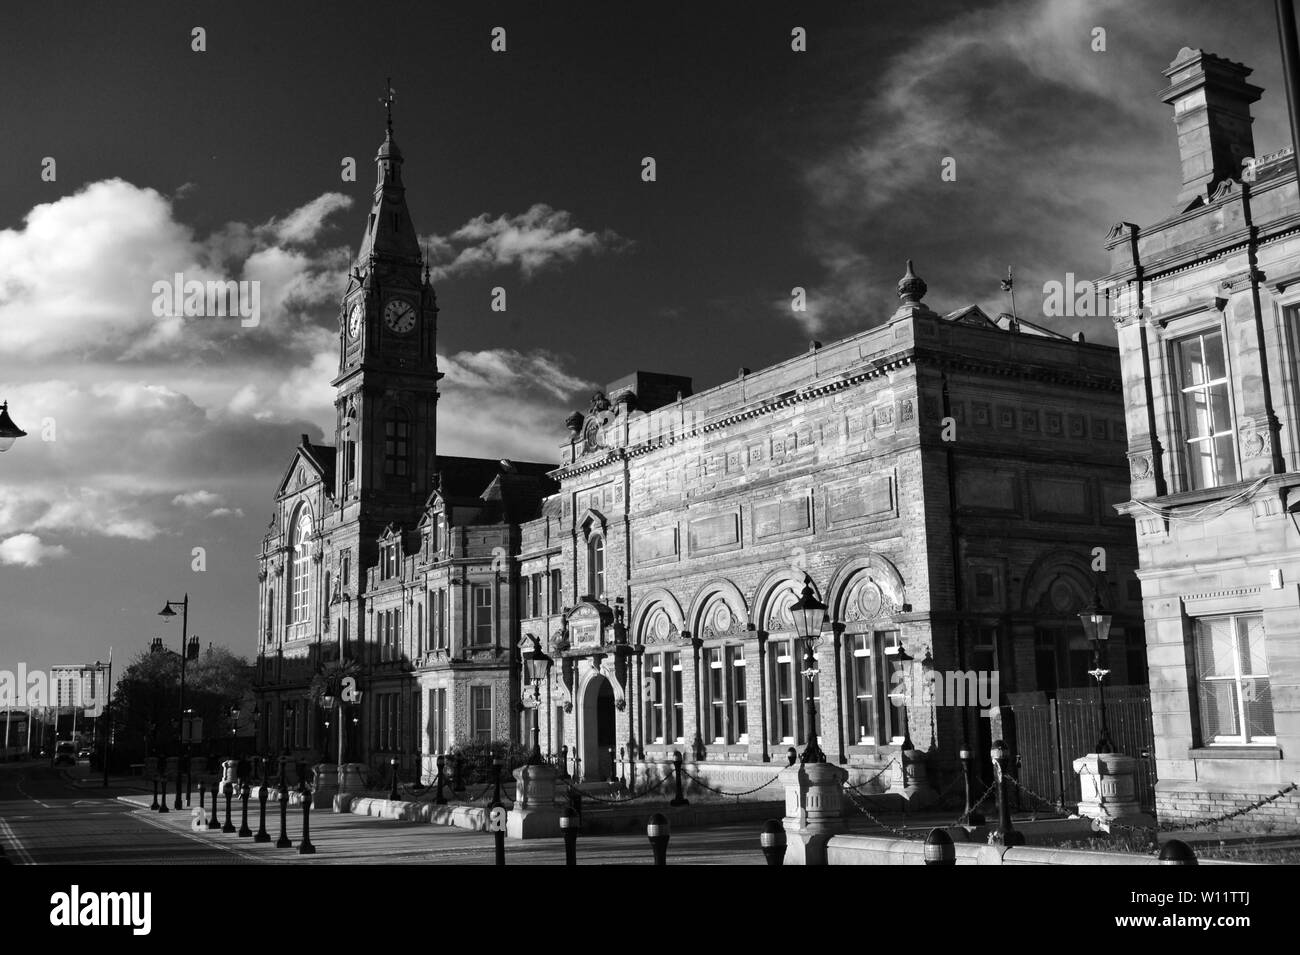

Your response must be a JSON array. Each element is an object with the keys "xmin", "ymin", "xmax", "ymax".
[{"xmin": 381, "ymin": 542, "xmax": 399, "ymax": 580}]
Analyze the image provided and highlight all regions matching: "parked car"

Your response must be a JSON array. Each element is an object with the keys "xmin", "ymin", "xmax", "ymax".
[
  {"xmin": 77, "ymin": 749, "xmax": 92, "ymax": 760},
  {"xmin": 53, "ymin": 742, "xmax": 76, "ymax": 766}
]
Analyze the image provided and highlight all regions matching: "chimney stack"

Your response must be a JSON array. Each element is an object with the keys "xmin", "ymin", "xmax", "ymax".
[{"xmin": 1160, "ymin": 48, "xmax": 1263, "ymax": 207}]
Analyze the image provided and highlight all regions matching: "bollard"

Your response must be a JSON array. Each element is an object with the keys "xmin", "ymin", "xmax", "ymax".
[
  {"xmin": 389, "ymin": 757, "xmax": 400, "ymax": 802},
  {"xmin": 174, "ymin": 760, "xmax": 184, "ymax": 810},
  {"xmin": 924, "ymin": 828, "xmax": 956, "ymax": 866},
  {"xmin": 222, "ymin": 783, "xmax": 235, "ymax": 833},
  {"xmin": 647, "ymin": 813, "xmax": 670, "ymax": 866},
  {"xmin": 238, "ymin": 783, "xmax": 253, "ymax": 837},
  {"xmin": 786, "ymin": 746, "xmax": 797, "ymax": 767},
  {"xmin": 1158, "ymin": 840, "xmax": 1198, "ymax": 865},
  {"xmin": 489, "ymin": 756, "xmax": 506, "ymax": 866},
  {"xmin": 254, "ymin": 782, "xmax": 271, "ymax": 843},
  {"xmin": 959, "ymin": 748, "xmax": 984, "ymax": 825},
  {"xmin": 276, "ymin": 779, "xmax": 292, "ymax": 849},
  {"xmin": 207, "ymin": 778, "xmax": 220, "ymax": 830},
  {"xmin": 618, "ymin": 745, "xmax": 628, "ymax": 790},
  {"xmin": 298, "ymin": 781, "xmax": 316, "ymax": 855},
  {"xmin": 434, "ymin": 754, "xmax": 448, "ymax": 805},
  {"xmin": 760, "ymin": 819, "xmax": 786, "ymax": 866},
  {"xmin": 560, "ymin": 807, "xmax": 579, "ymax": 866},
  {"xmin": 157, "ymin": 772, "xmax": 169, "ymax": 813},
  {"xmin": 453, "ymin": 754, "xmax": 465, "ymax": 793},
  {"xmin": 184, "ymin": 758, "xmax": 192, "ymax": 808},
  {"xmin": 558, "ymin": 744, "xmax": 569, "ymax": 780},
  {"xmin": 669, "ymin": 751, "xmax": 688, "ymax": 807},
  {"xmin": 150, "ymin": 776, "xmax": 160, "ymax": 811},
  {"xmin": 989, "ymin": 740, "xmax": 1023, "ymax": 847}
]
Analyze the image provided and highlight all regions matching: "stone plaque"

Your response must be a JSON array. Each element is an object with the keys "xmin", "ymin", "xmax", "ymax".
[
  {"xmin": 635, "ymin": 525, "xmax": 678, "ymax": 564},
  {"xmin": 1030, "ymin": 477, "xmax": 1090, "ymax": 517},
  {"xmin": 688, "ymin": 512, "xmax": 740, "ymax": 555},
  {"xmin": 955, "ymin": 469, "xmax": 1018, "ymax": 512},
  {"xmin": 568, "ymin": 604, "xmax": 601, "ymax": 648},
  {"xmin": 826, "ymin": 475, "xmax": 892, "ymax": 525},
  {"xmin": 753, "ymin": 495, "xmax": 811, "ymax": 541}
]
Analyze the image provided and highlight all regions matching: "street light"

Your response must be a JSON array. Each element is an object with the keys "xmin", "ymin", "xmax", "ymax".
[
  {"xmin": 520, "ymin": 633, "xmax": 552, "ymax": 766},
  {"xmin": 1078, "ymin": 588, "xmax": 1115, "ymax": 754},
  {"xmin": 158, "ymin": 595, "xmax": 197, "ymax": 809},
  {"xmin": 0, "ymin": 401, "xmax": 27, "ymax": 453},
  {"xmin": 789, "ymin": 576, "xmax": 829, "ymax": 764},
  {"xmin": 320, "ymin": 694, "xmax": 336, "ymax": 763}
]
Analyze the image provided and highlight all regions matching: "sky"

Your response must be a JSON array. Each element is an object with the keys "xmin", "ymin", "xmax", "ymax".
[{"xmin": 0, "ymin": 0, "xmax": 1295, "ymax": 675}]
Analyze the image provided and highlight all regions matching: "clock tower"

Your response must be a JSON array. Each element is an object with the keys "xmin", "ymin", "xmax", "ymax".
[{"xmin": 333, "ymin": 92, "xmax": 442, "ymax": 517}]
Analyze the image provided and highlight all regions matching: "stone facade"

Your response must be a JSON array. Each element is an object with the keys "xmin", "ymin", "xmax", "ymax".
[{"xmin": 1103, "ymin": 48, "xmax": 1300, "ymax": 828}]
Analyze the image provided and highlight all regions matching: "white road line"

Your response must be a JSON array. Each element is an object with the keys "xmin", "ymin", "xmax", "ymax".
[
  {"xmin": 0, "ymin": 817, "xmax": 38, "ymax": 865},
  {"xmin": 14, "ymin": 775, "xmax": 52, "ymax": 809},
  {"xmin": 130, "ymin": 808, "xmax": 266, "ymax": 863}
]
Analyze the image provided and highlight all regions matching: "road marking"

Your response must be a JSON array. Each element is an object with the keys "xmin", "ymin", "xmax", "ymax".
[
  {"xmin": 0, "ymin": 817, "xmax": 37, "ymax": 865},
  {"xmin": 14, "ymin": 775, "xmax": 52, "ymax": 809},
  {"xmin": 130, "ymin": 809, "xmax": 265, "ymax": 863}
]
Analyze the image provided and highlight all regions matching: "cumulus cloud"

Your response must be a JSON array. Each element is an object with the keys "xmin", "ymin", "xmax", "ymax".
[
  {"xmin": 0, "ymin": 533, "xmax": 67, "ymax": 567},
  {"xmin": 425, "ymin": 204, "xmax": 630, "ymax": 281},
  {"xmin": 172, "ymin": 490, "xmax": 223, "ymax": 509}
]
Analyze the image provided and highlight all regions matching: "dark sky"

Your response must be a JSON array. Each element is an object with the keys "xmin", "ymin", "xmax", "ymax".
[{"xmin": 0, "ymin": 0, "xmax": 1293, "ymax": 677}]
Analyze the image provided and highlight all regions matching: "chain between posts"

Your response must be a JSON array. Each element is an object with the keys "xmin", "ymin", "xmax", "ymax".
[
  {"xmin": 561, "ymin": 773, "xmax": 670, "ymax": 805},
  {"xmin": 841, "ymin": 785, "xmax": 921, "ymax": 839},
  {"xmin": 678, "ymin": 767, "xmax": 785, "ymax": 798},
  {"xmin": 842, "ymin": 759, "xmax": 898, "ymax": 793}
]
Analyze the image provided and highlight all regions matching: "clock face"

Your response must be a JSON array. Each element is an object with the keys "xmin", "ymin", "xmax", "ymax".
[
  {"xmin": 347, "ymin": 303, "xmax": 363, "ymax": 339},
  {"xmin": 383, "ymin": 298, "xmax": 416, "ymax": 334}
]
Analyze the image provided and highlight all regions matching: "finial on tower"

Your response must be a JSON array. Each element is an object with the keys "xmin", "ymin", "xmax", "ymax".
[
  {"xmin": 380, "ymin": 77, "xmax": 396, "ymax": 134},
  {"xmin": 897, "ymin": 259, "xmax": 927, "ymax": 305}
]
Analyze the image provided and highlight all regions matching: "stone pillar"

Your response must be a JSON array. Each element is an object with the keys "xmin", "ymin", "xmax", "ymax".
[
  {"xmin": 311, "ymin": 762, "xmax": 338, "ymax": 810},
  {"xmin": 1073, "ymin": 752, "xmax": 1152, "ymax": 830},
  {"xmin": 220, "ymin": 758, "xmax": 238, "ymax": 785},
  {"xmin": 336, "ymin": 762, "xmax": 367, "ymax": 796},
  {"xmin": 507, "ymin": 763, "xmax": 561, "ymax": 838},
  {"xmin": 782, "ymin": 761, "xmax": 848, "ymax": 865}
]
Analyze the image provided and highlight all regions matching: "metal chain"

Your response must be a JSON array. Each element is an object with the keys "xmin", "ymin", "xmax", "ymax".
[
  {"xmin": 1110, "ymin": 781, "xmax": 1299, "ymax": 834},
  {"xmin": 951, "ymin": 780, "xmax": 999, "ymax": 826},
  {"xmin": 1003, "ymin": 773, "xmax": 1064, "ymax": 815},
  {"xmin": 841, "ymin": 785, "xmax": 921, "ymax": 840},
  {"xmin": 562, "ymin": 773, "xmax": 669, "ymax": 805},
  {"xmin": 679, "ymin": 767, "xmax": 785, "ymax": 798},
  {"xmin": 842, "ymin": 759, "xmax": 898, "ymax": 793}
]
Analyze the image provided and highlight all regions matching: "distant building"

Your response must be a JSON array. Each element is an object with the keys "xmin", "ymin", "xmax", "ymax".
[{"xmin": 1104, "ymin": 48, "xmax": 1300, "ymax": 826}]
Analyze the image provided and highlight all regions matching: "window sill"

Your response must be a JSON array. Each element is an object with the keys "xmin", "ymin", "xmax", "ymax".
[{"xmin": 1187, "ymin": 745, "xmax": 1282, "ymax": 760}]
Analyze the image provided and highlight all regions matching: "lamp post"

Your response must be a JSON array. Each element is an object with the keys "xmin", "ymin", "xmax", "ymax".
[
  {"xmin": 229, "ymin": 707, "xmax": 239, "ymax": 758},
  {"xmin": 1078, "ymin": 589, "xmax": 1115, "ymax": 754},
  {"xmin": 158, "ymin": 595, "xmax": 197, "ymax": 810},
  {"xmin": 790, "ymin": 576, "xmax": 829, "ymax": 764},
  {"xmin": 320, "ymin": 694, "xmax": 336, "ymax": 763},
  {"xmin": 520, "ymin": 634, "xmax": 552, "ymax": 766},
  {"xmin": 0, "ymin": 401, "xmax": 27, "ymax": 453}
]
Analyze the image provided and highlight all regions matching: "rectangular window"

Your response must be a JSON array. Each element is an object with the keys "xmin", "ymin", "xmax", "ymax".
[
  {"xmin": 650, "ymin": 658, "xmax": 666, "ymax": 743},
  {"xmin": 850, "ymin": 634, "xmax": 874, "ymax": 743},
  {"xmin": 729, "ymin": 645, "xmax": 748, "ymax": 742},
  {"xmin": 1175, "ymin": 329, "xmax": 1237, "ymax": 490},
  {"xmin": 881, "ymin": 631, "xmax": 906, "ymax": 744},
  {"xmin": 473, "ymin": 585, "xmax": 493, "ymax": 645},
  {"xmin": 530, "ymin": 572, "xmax": 543, "ymax": 618},
  {"xmin": 437, "ymin": 590, "xmax": 447, "ymax": 648},
  {"xmin": 471, "ymin": 686, "xmax": 493, "ymax": 743},
  {"xmin": 430, "ymin": 688, "xmax": 447, "ymax": 754},
  {"xmin": 385, "ymin": 418, "xmax": 410, "ymax": 477},
  {"xmin": 521, "ymin": 576, "xmax": 532, "ymax": 619},
  {"xmin": 706, "ymin": 647, "xmax": 725, "ymax": 743},
  {"xmin": 772, "ymin": 639, "xmax": 796, "ymax": 744},
  {"xmin": 1195, "ymin": 614, "xmax": 1274, "ymax": 744},
  {"xmin": 671, "ymin": 654, "xmax": 684, "ymax": 743},
  {"xmin": 549, "ymin": 569, "xmax": 562, "ymax": 614}
]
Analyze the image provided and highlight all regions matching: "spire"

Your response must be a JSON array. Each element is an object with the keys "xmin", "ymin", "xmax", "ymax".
[{"xmin": 355, "ymin": 78, "xmax": 421, "ymax": 266}]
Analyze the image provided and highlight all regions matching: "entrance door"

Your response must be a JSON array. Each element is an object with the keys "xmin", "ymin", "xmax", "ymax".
[{"xmin": 581, "ymin": 675, "xmax": 616, "ymax": 782}]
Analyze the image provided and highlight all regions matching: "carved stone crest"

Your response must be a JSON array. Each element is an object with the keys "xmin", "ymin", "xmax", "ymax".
[{"xmin": 1128, "ymin": 453, "xmax": 1152, "ymax": 480}]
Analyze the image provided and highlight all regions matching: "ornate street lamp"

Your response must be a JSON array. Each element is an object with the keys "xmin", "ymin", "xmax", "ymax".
[
  {"xmin": 520, "ymin": 634, "xmax": 552, "ymax": 765},
  {"xmin": 158, "ymin": 595, "xmax": 196, "ymax": 808},
  {"xmin": 1078, "ymin": 589, "xmax": 1115, "ymax": 753},
  {"xmin": 790, "ymin": 576, "xmax": 829, "ymax": 764},
  {"xmin": 0, "ymin": 401, "xmax": 27, "ymax": 453},
  {"xmin": 320, "ymin": 694, "xmax": 336, "ymax": 763}
]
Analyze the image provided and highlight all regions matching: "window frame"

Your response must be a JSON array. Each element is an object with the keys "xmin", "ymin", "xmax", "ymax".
[
  {"xmin": 471, "ymin": 685, "xmax": 493, "ymax": 743},
  {"xmin": 1193, "ymin": 612, "xmax": 1275, "ymax": 746},
  {"xmin": 472, "ymin": 584, "xmax": 493, "ymax": 646},
  {"xmin": 587, "ymin": 534, "xmax": 605, "ymax": 599},
  {"xmin": 1171, "ymin": 324, "xmax": 1239, "ymax": 491}
]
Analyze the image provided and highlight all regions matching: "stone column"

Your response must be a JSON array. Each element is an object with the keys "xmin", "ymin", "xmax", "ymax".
[{"xmin": 507, "ymin": 763, "xmax": 561, "ymax": 838}]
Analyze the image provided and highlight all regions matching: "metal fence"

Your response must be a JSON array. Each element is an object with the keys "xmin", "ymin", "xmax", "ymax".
[{"xmin": 1004, "ymin": 688, "xmax": 1156, "ymax": 811}]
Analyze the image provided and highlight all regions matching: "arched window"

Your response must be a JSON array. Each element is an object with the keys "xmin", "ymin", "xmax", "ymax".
[
  {"xmin": 587, "ymin": 535, "xmax": 605, "ymax": 598},
  {"xmin": 291, "ymin": 510, "xmax": 312, "ymax": 625},
  {"xmin": 385, "ymin": 408, "xmax": 410, "ymax": 478}
]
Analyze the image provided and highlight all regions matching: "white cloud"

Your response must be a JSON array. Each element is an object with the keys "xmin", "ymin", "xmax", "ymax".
[
  {"xmin": 173, "ymin": 490, "xmax": 223, "ymax": 509},
  {"xmin": 425, "ymin": 204, "xmax": 630, "ymax": 281},
  {"xmin": 0, "ymin": 533, "xmax": 68, "ymax": 567},
  {"xmin": 263, "ymin": 193, "xmax": 352, "ymax": 246}
]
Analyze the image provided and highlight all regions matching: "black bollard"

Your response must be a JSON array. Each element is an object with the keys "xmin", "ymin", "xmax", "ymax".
[
  {"xmin": 389, "ymin": 756, "xmax": 400, "ymax": 802},
  {"xmin": 989, "ymin": 740, "xmax": 1023, "ymax": 847},
  {"xmin": 276, "ymin": 780, "xmax": 292, "ymax": 849},
  {"xmin": 560, "ymin": 807, "xmax": 579, "ymax": 867},
  {"xmin": 669, "ymin": 751, "xmax": 688, "ymax": 807},
  {"xmin": 434, "ymin": 754, "xmax": 448, "ymax": 806},
  {"xmin": 959, "ymin": 748, "xmax": 985, "ymax": 826},
  {"xmin": 150, "ymin": 776, "xmax": 160, "ymax": 811},
  {"xmin": 222, "ymin": 782, "xmax": 235, "ymax": 833},
  {"xmin": 489, "ymin": 756, "xmax": 506, "ymax": 866},
  {"xmin": 924, "ymin": 828, "xmax": 956, "ymax": 865},
  {"xmin": 158, "ymin": 770, "xmax": 169, "ymax": 813},
  {"xmin": 238, "ymin": 783, "xmax": 253, "ymax": 837},
  {"xmin": 174, "ymin": 759, "xmax": 183, "ymax": 810},
  {"xmin": 453, "ymin": 754, "xmax": 465, "ymax": 793},
  {"xmin": 647, "ymin": 813, "xmax": 670, "ymax": 866},
  {"xmin": 207, "ymin": 778, "xmax": 220, "ymax": 830},
  {"xmin": 254, "ymin": 782, "xmax": 271, "ymax": 843},
  {"xmin": 1158, "ymin": 840, "xmax": 1198, "ymax": 865},
  {"xmin": 298, "ymin": 781, "xmax": 316, "ymax": 855},
  {"xmin": 760, "ymin": 819, "xmax": 786, "ymax": 866},
  {"xmin": 558, "ymin": 744, "xmax": 569, "ymax": 780}
]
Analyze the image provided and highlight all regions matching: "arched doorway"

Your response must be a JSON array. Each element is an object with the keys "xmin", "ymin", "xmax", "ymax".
[{"xmin": 580, "ymin": 673, "xmax": 615, "ymax": 783}]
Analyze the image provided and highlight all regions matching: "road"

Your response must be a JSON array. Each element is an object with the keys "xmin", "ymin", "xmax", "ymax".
[{"xmin": 0, "ymin": 761, "xmax": 768, "ymax": 864}]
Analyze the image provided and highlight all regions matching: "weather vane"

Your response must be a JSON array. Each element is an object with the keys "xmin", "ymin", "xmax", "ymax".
[{"xmin": 380, "ymin": 77, "xmax": 395, "ymax": 131}]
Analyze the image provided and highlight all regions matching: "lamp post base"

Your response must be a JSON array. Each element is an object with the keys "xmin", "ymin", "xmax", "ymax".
[{"xmin": 781, "ymin": 760, "xmax": 847, "ymax": 865}]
